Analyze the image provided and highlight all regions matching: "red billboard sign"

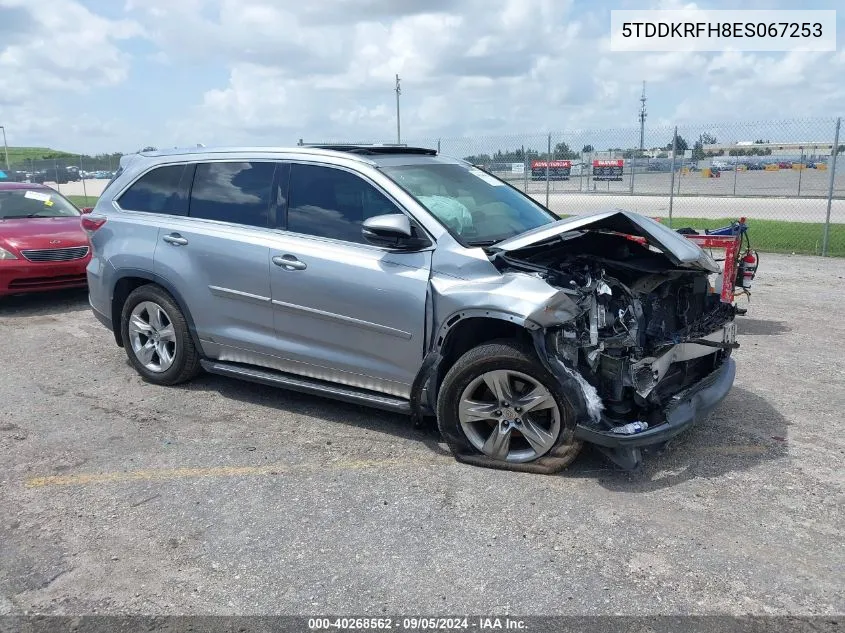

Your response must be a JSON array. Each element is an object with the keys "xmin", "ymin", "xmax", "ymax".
[
  {"xmin": 592, "ymin": 158, "xmax": 624, "ymax": 181},
  {"xmin": 531, "ymin": 160, "xmax": 572, "ymax": 169}
]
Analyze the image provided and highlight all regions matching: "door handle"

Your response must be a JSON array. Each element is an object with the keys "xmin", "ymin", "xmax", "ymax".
[
  {"xmin": 162, "ymin": 233, "xmax": 188, "ymax": 246},
  {"xmin": 272, "ymin": 254, "xmax": 307, "ymax": 271}
]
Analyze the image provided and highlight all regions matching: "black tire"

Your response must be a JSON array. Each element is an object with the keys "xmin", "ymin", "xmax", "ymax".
[
  {"xmin": 119, "ymin": 284, "xmax": 201, "ymax": 385},
  {"xmin": 436, "ymin": 339, "xmax": 583, "ymax": 474}
]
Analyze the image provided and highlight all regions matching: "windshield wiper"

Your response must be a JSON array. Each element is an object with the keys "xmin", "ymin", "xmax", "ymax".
[
  {"xmin": 465, "ymin": 239, "xmax": 500, "ymax": 247},
  {"xmin": 25, "ymin": 213, "xmax": 53, "ymax": 218}
]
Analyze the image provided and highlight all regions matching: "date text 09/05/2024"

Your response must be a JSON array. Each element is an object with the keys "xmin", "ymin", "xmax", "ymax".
[{"xmin": 308, "ymin": 617, "xmax": 527, "ymax": 630}]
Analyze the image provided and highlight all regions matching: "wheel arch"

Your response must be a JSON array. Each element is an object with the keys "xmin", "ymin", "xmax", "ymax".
[
  {"xmin": 415, "ymin": 310, "xmax": 537, "ymax": 413},
  {"xmin": 111, "ymin": 269, "xmax": 203, "ymax": 354}
]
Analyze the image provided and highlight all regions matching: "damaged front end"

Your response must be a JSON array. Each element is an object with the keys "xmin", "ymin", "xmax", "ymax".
[{"xmin": 492, "ymin": 211, "xmax": 739, "ymax": 469}]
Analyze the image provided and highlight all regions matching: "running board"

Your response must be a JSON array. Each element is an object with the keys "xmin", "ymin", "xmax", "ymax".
[{"xmin": 200, "ymin": 360, "xmax": 412, "ymax": 414}]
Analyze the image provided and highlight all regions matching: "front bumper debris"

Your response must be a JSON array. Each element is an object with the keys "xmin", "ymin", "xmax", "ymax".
[{"xmin": 575, "ymin": 357, "xmax": 736, "ymax": 469}]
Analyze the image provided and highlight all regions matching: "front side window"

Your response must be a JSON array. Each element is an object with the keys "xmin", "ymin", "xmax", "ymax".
[
  {"xmin": 189, "ymin": 162, "xmax": 277, "ymax": 228},
  {"xmin": 0, "ymin": 189, "xmax": 80, "ymax": 219},
  {"xmin": 287, "ymin": 163, "xmax": 400, "ymax": 243},
  {"xmin": 380, "ymin": 163, "xmax": 556, "ymax": 246},
  {"xmin": 117, "ymin": 164, "xmax": 193, "ymax": 215}
]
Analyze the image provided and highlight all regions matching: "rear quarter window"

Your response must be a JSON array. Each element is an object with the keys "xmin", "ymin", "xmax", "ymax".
[{"xmin": 117, "ymin": 164, "xmax": 194, "ymax": 215}]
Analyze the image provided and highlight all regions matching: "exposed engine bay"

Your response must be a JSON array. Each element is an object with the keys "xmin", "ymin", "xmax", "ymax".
[{"xmin": 492, "ymin": 228, "xmax": 738, "ymax": 432}]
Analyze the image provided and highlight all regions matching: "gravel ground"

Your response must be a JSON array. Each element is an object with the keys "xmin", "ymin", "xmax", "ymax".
[{"xmin": 1, "ymin": 253, "xmax": 843, "ymax": 616}]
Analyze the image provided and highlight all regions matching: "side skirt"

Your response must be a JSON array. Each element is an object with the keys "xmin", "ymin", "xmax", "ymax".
[{"xmin": 200, "ymin": 360, "xmax": 412, "ymax": 415}]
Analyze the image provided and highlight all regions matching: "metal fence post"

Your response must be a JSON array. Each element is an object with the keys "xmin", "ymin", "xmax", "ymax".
[
  {"xmin": 629, "ymin": 155, "xmax": 635, "ymax": 194},
  {"xmin": 522, "ymin": 144, "xmax": 528, "ymax": 193},
  {"xmin": 797, "ymin": 147, "xmax": 804, "ymax": 196},
  {"xmin": 437, "ymin": 138, "xmax": 441, "ymax": 153},
  {"xmin": 822, "ymin": 117, "xmax": 841, "ymax": 257},
  {"xmin": 733, "ymin": 157, "xmax": 738, "ymax": 196},
  {"xmin": 80, "ymin": 154, "xmax": 88, "ymax": 202},
  {"xmin": 668, "ymin": 126, "xmax": 678, "ymax": 228},
  {"xmin": 545, "ymin": 133, "xmax": 551, "ymax": 209}
]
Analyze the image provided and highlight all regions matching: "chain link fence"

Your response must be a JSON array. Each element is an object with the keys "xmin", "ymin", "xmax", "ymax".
[
  {"xmin": 406, "ymin": 117, "xmax": 844, "ymax": 256},
  {"xmin": 3, "ymin": 118, "xmax": 841, "ymax": 255},
  {"xmin": 0, "ymin": 153, "xmax": 123, "ymax": 206}
]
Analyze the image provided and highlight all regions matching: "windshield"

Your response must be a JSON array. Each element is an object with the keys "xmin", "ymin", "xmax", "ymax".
[
  {"xmin": 380, "ymin": 163, "xmax": 556, "ymax": 245},
  {"xmin": 0, "ymin": 189, "xmax": 80, "ymax": 219}
]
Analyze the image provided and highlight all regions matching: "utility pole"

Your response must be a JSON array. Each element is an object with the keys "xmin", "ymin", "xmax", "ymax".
[
  {"xmin": 630, "ymin": 81, "xmax": 647, "ymax": 194},
  {"xmin": 0, "ymin": 126, "xmax": 9, "ymax": 172},
  {"xmin": 395, "ymin": 74, "xmax": 401, "ymax": 145},
  {"xmin": 638, "ymin": 81, "xmax": 647, "ymax": 153}
]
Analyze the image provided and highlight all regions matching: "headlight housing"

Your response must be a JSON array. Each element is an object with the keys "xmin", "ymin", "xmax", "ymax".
[{"xmin": 0, "ymin": 246, "xmax": 19, "ymax": 260}]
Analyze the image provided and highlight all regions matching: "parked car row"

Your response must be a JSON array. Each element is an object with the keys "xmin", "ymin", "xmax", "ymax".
[
  {"xmin": 79, "ymin": 170, "xmax": 118, "ymax": 180},
  {"xmin": 710, "ymin": 158, "xmax": 823, "ymax": 171},
  {"xmin": 3, "ymin": 167, "xmax": 116, "ymax": 184}
]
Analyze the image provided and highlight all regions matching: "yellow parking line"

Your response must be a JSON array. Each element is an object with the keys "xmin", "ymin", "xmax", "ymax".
[{"xmin": 25, "ymin": 457, "xmax": 417, "ymax": 488}]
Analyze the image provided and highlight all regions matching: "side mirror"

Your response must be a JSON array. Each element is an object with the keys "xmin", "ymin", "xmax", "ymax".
[
  {"xmin": 80, "ymin": 207, "xmax": 94, "ymax": 214},
  {"xmin": 362, "ymin": 214, "xmax": 430, "ymax": 250}
]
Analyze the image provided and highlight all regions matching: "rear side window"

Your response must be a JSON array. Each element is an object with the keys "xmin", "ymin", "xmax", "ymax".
[
  {"xmin": 189, "ymin": 161, "xmax": 278, "ymax": 228},
  {"xmin": 117, "ymin": 164, "xmax": 193, "ymax": 215},
  {"xmin": 287, "ymin": 163, "xmax": 400, "ymax": 243}
]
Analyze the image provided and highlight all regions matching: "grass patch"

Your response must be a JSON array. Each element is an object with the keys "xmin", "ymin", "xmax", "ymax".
[
  {"xmin": 559, "ymin": 213, "xmax": 843, "ymax": 257},
  {"xmin": 4, "ymin": 146, "xmax": 76, "ymax": 165},
  {"xmin": 67, "ymin": 195, "xmax": 99, "ymax": 208},
  {"xmin": 655, "ymin": 217, "xmax": 844, "ymax": 257}
]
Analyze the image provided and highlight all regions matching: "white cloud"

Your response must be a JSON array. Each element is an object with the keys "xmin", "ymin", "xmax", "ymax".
[
  {"xmin": 1, "ymin": 0, "xmax": 843, "ymax": 153},
  {"xmin": 0, "ymin": 0, "xmax": 142, "ymax": 148}
]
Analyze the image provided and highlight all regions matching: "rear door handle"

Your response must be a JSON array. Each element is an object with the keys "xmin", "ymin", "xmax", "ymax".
[
  {"xmin": 162, "ymin": 233, "xmax": 188, "ymax": 246},
  {"xmin": 272, "ymin": 254, "xmax": 307, "ymax": 271}
]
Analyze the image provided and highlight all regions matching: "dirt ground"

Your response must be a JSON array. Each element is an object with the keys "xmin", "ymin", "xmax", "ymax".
[{"xmin": 0, "ymin": 253, "xmax": 843, "ymax": 616}]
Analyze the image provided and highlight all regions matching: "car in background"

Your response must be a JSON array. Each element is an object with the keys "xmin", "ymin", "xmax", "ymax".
[{"xmin": 0, "ymin": 183, "xmax": 92, "ymax": 297}]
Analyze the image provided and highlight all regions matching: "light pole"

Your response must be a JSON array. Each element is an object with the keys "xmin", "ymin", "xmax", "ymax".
[
  {"xmin": 395, "ymin": 74, "xmax": 401, "ymax": 145},
  {"xmin": 0, "ymin": 126, "xmax": 9, "ymax": 172},
  {"xmin": 632, "ymin": 81, "xmax": 647, "ymax": 194}
]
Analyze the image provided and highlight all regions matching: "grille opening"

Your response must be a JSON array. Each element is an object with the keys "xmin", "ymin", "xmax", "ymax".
[{"xmin": 20, "ymin": 246, "xmax": 90, "ymax": 262}]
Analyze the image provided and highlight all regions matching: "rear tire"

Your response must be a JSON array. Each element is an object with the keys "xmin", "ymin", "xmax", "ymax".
[
  {"xmin": 436, "ymin": 339, "xmax": 582, "ymax": 474},
  {"xmin": 120, "ymin": 284, "xmax": 201, "ymax": 385}
]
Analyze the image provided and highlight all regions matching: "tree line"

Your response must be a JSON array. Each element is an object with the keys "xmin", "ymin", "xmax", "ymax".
[{"xmin": 465, "ymin": 134, "xmax": 845, "ymax": 165}]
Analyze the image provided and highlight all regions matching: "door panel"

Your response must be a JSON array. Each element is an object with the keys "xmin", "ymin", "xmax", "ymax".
[
  {"xmin": 268, "ymin": 233, "xmax": 431, "ymax": 396},
  {"xmin": 269, "ymin": 162, "xmax": 432, "ymax": 397},
  {"xmin": 153, "ymin": 219, "xmax": 277, "ymax": 352},
  {"xmin": 152, "ymin": 161, "xmax": 287, "ymax": 355}
]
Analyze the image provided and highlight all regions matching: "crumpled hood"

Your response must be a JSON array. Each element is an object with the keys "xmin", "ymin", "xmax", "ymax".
[{"xmin": 493, "ymin": 210, "xmax": 720, "ymax": 273}]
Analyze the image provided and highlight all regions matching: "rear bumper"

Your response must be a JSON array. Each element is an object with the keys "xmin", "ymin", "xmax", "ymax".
[
  {"xmin": 575, "ymin": 357, "xmax": 736, "ymax": 467},
  {"xmin": 90, "ymin": 298, "xmax": 113, "ymax": 331},
  {"xmin": 0, "ymin": 257, "xmax": 90, "ymax": 296}
]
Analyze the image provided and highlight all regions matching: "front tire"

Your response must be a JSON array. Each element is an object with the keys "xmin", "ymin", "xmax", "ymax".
[
  {"xmin": 436, "ymin": 339, "xmax": 583, "ymax": 473},
  {"xmin": 120, "ymin": 284, "xmax": 201, "ymax": 385}
]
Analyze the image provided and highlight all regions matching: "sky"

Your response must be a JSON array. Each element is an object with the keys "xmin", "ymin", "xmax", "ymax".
[{"xmin": 0, "ymin": 0, "xmax": 843, "ymax": 155}]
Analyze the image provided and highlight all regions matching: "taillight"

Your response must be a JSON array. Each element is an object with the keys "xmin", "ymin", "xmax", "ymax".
[{"xmin": 81, "ymin": 215, "xmax": 107, "ymax": 233}]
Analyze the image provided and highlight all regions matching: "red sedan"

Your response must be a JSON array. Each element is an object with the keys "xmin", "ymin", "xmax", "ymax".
[{"xmin": 0, "ymin": 182, "xmax": 92, "ymax": 297}]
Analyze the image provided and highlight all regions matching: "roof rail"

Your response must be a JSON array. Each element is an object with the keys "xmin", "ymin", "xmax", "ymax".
[{"xmin": 296, "ymin": 142, "xmax": 437, "ymax": 156}]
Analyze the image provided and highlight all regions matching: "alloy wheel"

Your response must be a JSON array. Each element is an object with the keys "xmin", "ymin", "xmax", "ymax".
[
  {"xmin": 457, "ymin": 369, "xmax": 561, "ymax": 463},
  {"xmin": 127, "ymin": 301, "xmax": 177, "ymax": 373}
]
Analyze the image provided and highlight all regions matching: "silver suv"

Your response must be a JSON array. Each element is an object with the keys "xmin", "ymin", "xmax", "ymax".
[{"xmin": 86, "ymin": 145, "xmax": 737, "ymax": 473}]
